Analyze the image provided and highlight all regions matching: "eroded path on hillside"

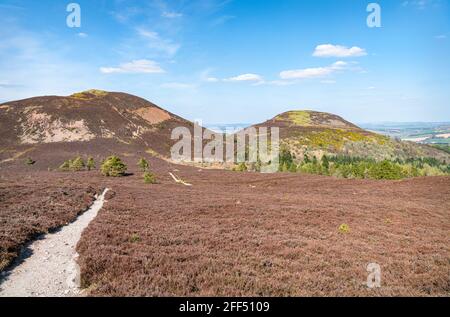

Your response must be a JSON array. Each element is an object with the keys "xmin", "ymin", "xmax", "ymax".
[{"xmin": 0, "ymin": 188, "xmax": 109, "ymax": 297}]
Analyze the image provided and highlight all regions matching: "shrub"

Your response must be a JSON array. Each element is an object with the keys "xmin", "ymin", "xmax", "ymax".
[
  {"xmin": 279, "ymin": 147, "xmax": 294, "ymax": 167},
  {"xmin": 87, "ymin": 157, "xmax": 95, "ymax": 171},
  {"xmin": 59, "ymin": 160, "xmax": 71, "ymax": 171},
  {"xmin": 101, "ymin": 156, "xmax": 127, "ymax": 177},
  {"xmin": 70, "ymin": 157, "xmax": 85, "ymax": 172},
  {"xmin": 419, "ymin": 164, "xmax": 445, "ymax": 176},
  {"xmin": 368, "ymin": 160, "xmax": 404, "ymax": 180},
  {"xmin": 339, "ymin": 224, "xmax": 350, "ymax": 234},
  {"xmin": 303, "ymin": 154, "xmax": 311, "ymax": 163},
  {"xmin": 25, "ymin": 157, "xmax": 35, "ymax": 165},
  {"xmin": 254, "ymin": 159, "xmax": 262, "ymax": 172},
  {"xmin": 400, "ymin": 164, "xmax": 420, "ymax": 178},
  {"xmin": 321, "ymin": 155, "xmax": 329, "ymax": 170},
  {"xmin": 289, "ymin": 163, "xmax": 297, "ymax": 173},
  {"xmin": 235, "ymin": 162, "xmax": 247, "ymax": 172},
  {"xmin": 59, "ymin": 157, "xmax": 86, "ymax": 172},
  {"xmin": 129, "ymin": 233, "xmax": 140, "ymax": 243},
  {"xmin": 143, "ymin": 172, "xmax": 157, "ymax": 184},
  {"xmin": 299, "ymin": 162, "xmax": 322, "ymax": 175},
  {"xmin": 138, "ymin": 158, "xmax": 149, "ymax": 172}
]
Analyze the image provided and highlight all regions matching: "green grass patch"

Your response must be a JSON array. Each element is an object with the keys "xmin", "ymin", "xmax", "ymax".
[
  {"xmin": 70, "ymin": 89, "xmax": 109, "ymax": 99},
  {"xmin": 285, "ymin": 111, "xmax": 312, "ymax": 126}
]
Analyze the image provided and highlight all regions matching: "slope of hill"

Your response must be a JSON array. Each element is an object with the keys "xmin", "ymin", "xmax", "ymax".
[
  {"xmin": 0, "ymin": 90, "xmax": 196, "ymax": 168},
  {"xmin": 254, "ymin": 110, "xmax": 450, "ymax": 162},
  {"xmin": 0, "ymin": 89, "xmax": 188, "ymax": 146}
]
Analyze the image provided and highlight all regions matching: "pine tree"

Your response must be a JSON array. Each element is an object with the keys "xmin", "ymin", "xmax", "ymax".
[
  {"xmin": 87, "ymin": 157, "xmax": 95, "ymax": 171},
  {"xmin": 138, "ymin": 158, "xmax": 149, "ymax": 172},
  {"xmin": 303, "ymin": 154, "xmax": 311, "ymax": 163},
  {"xmin": 25, "ymin": 157, "xmax": 35, "ymax": 165},
  {"xmin": 143, "ymin": 172, "xmax": 157, "ymax": 184},
  {"xmin": 101, "ymin": 156, "xmax": 127, "ymax": 177},
  {"xmin": 289, "ymin": 163, "xmax": 297, "ymax": 173},
  {"xmin": 321, "ymin": 155, "xmax": 329, "ymax": 170},
  {"xmin": 70, "ymin": 157, "xmax": 85, "ymax": 171}
]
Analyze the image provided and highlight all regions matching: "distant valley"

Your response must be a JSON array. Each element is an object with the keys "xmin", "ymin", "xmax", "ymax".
[{"xmin": 360, "ymin": 122, "xmax": 450, "ymax": 145}]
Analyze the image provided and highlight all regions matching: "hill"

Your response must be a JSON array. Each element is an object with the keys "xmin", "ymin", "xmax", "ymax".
[
  {"xmin": 0, "ymin": 90, "xmax": 196, "ymax": 168},
  {"xmin": 0, "ymin": 89, "xmax": 189, "ymax": 147},
  {"xmin": 253, "ymin": 110, "xmax": 450, "ymax": 163}
]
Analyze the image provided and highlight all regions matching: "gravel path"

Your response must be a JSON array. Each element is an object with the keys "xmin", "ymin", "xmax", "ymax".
[{"xmin": 0, "ymin": 188, "xmax": 109, "ymax": 297}]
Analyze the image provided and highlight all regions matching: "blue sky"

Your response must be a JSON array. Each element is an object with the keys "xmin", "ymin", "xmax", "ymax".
[{"xmin": 0, "ymin": 0, "xmax": 449, "ymax": 124}]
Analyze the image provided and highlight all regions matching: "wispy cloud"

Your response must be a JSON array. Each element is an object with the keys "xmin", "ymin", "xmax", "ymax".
[
  {"xmin": 200, "ymin": 68, "xmax": 219, "ymax": 82},
  {"xmin": 100, "ymin": 59, "xmax": 164, "ymax": 74},
  {"xmin": 137, "ymin": 28, "xmax": 180, "ymax": 57},
  {"xmin": 0, "ymin": 80, "xmax": 22, "ymax": 88},
  {"xmin": 0, "ymin": 3, "xmax": 24, "ymax": 10},
  {"xmin": 111, "ymin": 6, "xmax": 143, "ymax": 23},
  {"xmin": 280, "ymin": 61, "xmax": 348, "ymax": 80},
  {"xmin": 402, "ymin": 0, "xmax": 439, "ymax": 9},
  {"xmin": 77, "ymin": 32, "xmax": 88, "ymax": 38},
  {"xmin": 0, "ymin": 21, "xmax": 96, "ymax": 101},
  {"xmin": 313, "ymin": 44, "xmax": 367, "ymax": 58},
  {"xmin": 162, "ymin": 11, "xmax": 183, "ymax": 18},
  {"xmin": 206, "ymin": 77, "xmax": 219, "ymax": 82},
  {"xmin": 435, "ymin": 34, "xmax": 447, "ymax": 39},
  {"xmin": 224, "ymin": 73, "xmax": 264, "ymax": 83}
]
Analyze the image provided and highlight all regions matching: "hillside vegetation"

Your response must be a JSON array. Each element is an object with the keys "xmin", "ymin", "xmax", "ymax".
[
  {"xmin": 255, "ymin": 110, "xmax": 450, "ymax": 164},
  {"xmin": 278, "ymin": 149, "xmax": 450, "ymax": 180}
]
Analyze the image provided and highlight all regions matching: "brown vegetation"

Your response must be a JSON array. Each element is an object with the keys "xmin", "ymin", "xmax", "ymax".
[
  {"xmin": 70, "ymin": 163, "xmax": 449, "ymax": 296},
  {"xmin": 1, "ymin": 151, "xmax": 449, "ymax": 296},
  {"xmin": 0, "ymin": 177, "xmax": 98, "ymax": 271}
]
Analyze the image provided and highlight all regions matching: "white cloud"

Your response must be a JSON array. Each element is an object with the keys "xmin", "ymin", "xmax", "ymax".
[
  {"xmin": 162, "ymin": 11, "xmax": 183, "ymax": 18},
  {"xmin": 77, "ymin": 32, "xmax": 88, "ymax": 38},
  {"xmin": 280, "ymin": 61, "xmax": 348, "ymax": 80},
  {"xmin": 313, "ymin": 44, "xmax": 367, "ymax": 58},
  {"xmin": 280, "ymin": 67, "xmax": 331, "ymax": 79},
  {"xmin": 402, "ymin": 0, "xmax": 438, "ymax": 9},
  {"xmin": 0, "ymin": 80, "xmax": 21, "ymax": 88},
  {"xmin": 111, "ymin": 7, "xmax": 143, "ymax": 23},
  {"xmin": 225, "ymin": 73, "xmax": 263, "ymax": 82},
  {"xmin": 137, "ymin": 28, "xmax": 180, "ymax": 57},
  {"xmin": 199, "ymin": 68, "xmax": 220, "ymax": 82},
  {"xmin": 100, "ymin": 59, "xmax": 164, "ymax": 74},
  {"xmin": 0, "ymin": 23, "xmax": 98, "ymax": 101}
]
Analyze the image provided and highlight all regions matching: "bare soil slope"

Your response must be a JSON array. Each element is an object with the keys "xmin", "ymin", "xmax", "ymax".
[{"xmin": 0, "ymin": 90, "xmax": 193, "ymax": 158}]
